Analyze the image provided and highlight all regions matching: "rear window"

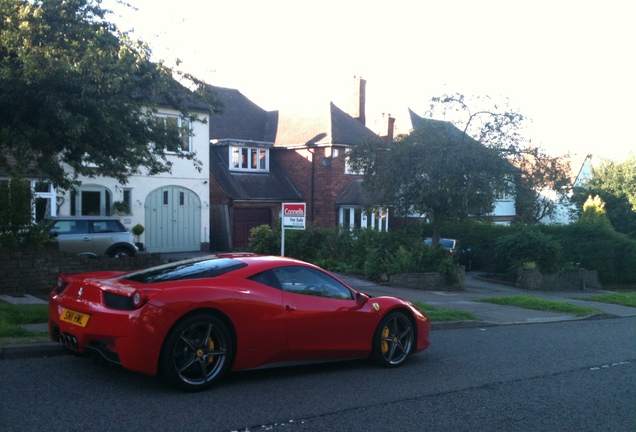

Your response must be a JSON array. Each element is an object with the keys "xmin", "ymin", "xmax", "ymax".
[{"xmin": 123, "ymin": 258, "xmax": 247, "ymax": 284}]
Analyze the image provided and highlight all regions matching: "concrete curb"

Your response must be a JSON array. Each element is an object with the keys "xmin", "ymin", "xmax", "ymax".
[{"xmin": 1, "ymin": 342, "xmax": 64, "ymax": 360}]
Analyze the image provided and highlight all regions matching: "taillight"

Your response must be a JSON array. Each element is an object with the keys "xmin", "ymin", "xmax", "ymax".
[{"xmin": 132, "ymin": 290, "xmax": 146, "ymax": 308}]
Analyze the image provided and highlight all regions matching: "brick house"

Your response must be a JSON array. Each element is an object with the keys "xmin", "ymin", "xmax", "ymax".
[{"xmin": 208, "ymin": 77, "xmax": 393, "ymax": 250}]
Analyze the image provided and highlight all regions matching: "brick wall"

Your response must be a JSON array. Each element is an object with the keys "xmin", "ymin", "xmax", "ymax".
[
  {"xmin": 276, "ymin": 145, "xmax": 362, "ymax": 227},
  {"xmin": 516, "ymin": 268, "xmax": 600, "ymax": 290},
  {"xmin": 0, "ymin": 250, "xmax": 164, "ymax": 296},
  {"xmin": 389, "ymin": 270, "xmax": 465, "ymax": 291}
]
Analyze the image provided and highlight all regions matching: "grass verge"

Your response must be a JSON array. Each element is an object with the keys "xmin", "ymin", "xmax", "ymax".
[
  {"xmin": 0, "ymin": 304, "xmax": 49, "ymax": 344},
  {"xmin": 586, "ymin": 292, "xmax": 636, "ymax": 308},
  {"xmin": 476, "ymin": 295, "xmax": 602, "ymax": 317},
  {"xmin": 413, "ymin": 302, "xmax": 478, "ymax": 322}
]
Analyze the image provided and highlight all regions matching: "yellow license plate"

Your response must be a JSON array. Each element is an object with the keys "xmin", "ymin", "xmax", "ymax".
[{"xmin": 60, "ymin": 308, "xmax": 90, "ymax": 328}]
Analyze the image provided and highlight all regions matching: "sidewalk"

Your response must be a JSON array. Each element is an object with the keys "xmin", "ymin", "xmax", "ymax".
[{"xmin": 2, "ymin": 270, "xmax": 635, "ymax": 360}]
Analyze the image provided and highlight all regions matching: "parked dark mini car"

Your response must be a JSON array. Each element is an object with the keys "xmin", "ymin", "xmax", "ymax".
[{"xmin": 46, "ymin": 216, "xmax": 137, "ymax": 258}]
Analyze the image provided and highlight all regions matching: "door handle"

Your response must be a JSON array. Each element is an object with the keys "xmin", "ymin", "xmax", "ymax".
[{"xmin": 285, "ymin": 305, "xmax": 296, "ymax": 311}]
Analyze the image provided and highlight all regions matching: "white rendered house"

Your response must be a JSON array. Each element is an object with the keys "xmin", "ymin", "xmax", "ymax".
[{"xmin": 53, "ymin": 106, "xmax": 211, "ymax": 253}]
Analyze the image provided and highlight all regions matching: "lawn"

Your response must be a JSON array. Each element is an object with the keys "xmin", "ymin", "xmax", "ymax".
[
  {"xmin": 586, "ymin": 291, "xmax": 636, "ymax": 308},
  {"xmin": 476, "ymin": 295, "xmax": 602, "ymax": 317},
  {"xmin": 0, "ymin": 304, "xmax": 49, "ymax": 343},
  {"xmin": 412, "ymin": 302, "xmax": 478, "ymax": 322}
]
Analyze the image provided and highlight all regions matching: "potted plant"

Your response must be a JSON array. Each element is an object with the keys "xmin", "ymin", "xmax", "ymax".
[
  {"xmin": 132, "ymin": 223, "xmax": 145, "ymax": 251},
  {"xmin": 112, "ymin": 201, "xmax": 131, "ymax": 215}
]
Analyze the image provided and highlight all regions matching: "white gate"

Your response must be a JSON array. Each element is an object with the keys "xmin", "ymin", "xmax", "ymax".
[{"xmin": 145, "ymin": 186, "xmax": 201, "ymax": 253}]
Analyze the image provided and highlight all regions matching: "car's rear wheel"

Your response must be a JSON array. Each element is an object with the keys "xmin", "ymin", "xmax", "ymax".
[
  {"xmin": 160, "ymin": 313, "xmax": 233, "ymax": 391},
  {"xmin": 370, "ymin": 311, "xmax": 414, "ymax": 368}
]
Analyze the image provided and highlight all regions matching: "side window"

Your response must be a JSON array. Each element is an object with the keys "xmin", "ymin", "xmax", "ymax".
[
  {"xmin": 91, "ymin": 220, "xmax": 124, "ymax": 233},
  {"xmin": 248, "ymin": 270, "xmax": 281, "ymax": 289},
  {"xmin": 271, "ymin": 266, "xmax": 353, "ymax": 300},
  {"xmin": 53, "ymin": 220, "xmax": 88, "ymax": 235}
]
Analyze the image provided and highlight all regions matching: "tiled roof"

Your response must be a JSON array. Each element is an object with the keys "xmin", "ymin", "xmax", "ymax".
[
  {"xmin": 408, "ymin": 109, "xmax": 482, "ymax": 147},
  {"xmin": 209, "ymin": 86, "xmax": 277, "ymax": 142},
  {"xmin": 336, "ymin": 179, "xmax": 384, "ymax": 206},
  {"xmin": 209, "ymin": 145, "xmax": 302, "ymax": 201},
  {"xmin": 273, "ymin": 102, "xmax": 377, "ymax": 147}
]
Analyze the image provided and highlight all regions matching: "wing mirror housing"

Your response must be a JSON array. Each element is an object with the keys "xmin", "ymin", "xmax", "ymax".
[{"xmin": 356, "ymin": 292, "xmax": 370, "ymax": 305}]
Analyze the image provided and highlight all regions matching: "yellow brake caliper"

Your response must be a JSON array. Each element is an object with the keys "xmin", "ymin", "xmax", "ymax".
[
  {"xmin": 381, "ymin": 326, "xmax": 389, "ymax": 354},
  {"xmin": 206, "ymin": 338, "xmax": 215, "ymax": 365}
]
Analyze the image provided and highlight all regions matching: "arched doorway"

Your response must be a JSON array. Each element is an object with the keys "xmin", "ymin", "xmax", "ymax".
[{"xmin": 145, "ymin": 186, "xmax": 201, "ymax": 253}]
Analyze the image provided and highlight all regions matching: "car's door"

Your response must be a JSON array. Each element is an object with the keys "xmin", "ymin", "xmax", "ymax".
[
  {"xmin": 89, "ymin": 220, "xmax": 123, "ymax": 255},
  {"xmin": 272, "ymin": 266, "xmax": 374, "ymax": 361},
  {"xmin": 52, "ymin": 220, "xmax": 92, "ymax": 255}
]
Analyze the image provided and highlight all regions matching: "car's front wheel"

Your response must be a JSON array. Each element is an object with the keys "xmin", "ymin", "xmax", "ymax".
[
  {"xmin": 160, "ymin": 313, "xmax": 234, "ymax": 391},
  {"xmin": 109, "ymin": 248, "xmax": 133, "ymax": 258},
  {"xmin": 370, "ymin": 311, "xmax": 414, "ymax": 368}
]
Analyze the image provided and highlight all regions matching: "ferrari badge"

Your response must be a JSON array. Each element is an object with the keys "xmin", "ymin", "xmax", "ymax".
[{"xmin": 372, "ymin": 302, "xmax": 380, "ymax": 311}]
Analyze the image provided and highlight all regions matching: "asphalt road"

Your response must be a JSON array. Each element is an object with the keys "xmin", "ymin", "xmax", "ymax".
[{"xmin": 1, "ymin": 317, "xmax": 634, "ymax": 432}]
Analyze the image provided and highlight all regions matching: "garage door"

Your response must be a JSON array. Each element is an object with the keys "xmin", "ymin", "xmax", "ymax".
[
  {"xmin": 233, "ymin": 208, "xmax": 271, "ymax": 249},
  {"xmin": 145, "ymin": 186, "xmax": 201, "ymax": 253}
]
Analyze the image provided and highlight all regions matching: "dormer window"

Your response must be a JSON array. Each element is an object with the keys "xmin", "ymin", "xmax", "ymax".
[{"xmin": 230, "ymin": 146, "xmax": 269, "ymax": 172}]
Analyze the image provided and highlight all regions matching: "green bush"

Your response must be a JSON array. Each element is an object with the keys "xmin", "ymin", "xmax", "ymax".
[
  {"xmin": 249, "ymin": 224, "xmax": 280, "ymax": 255},
  {"xmin": 493, "ymin": 227, "xmax": 563, "ymax": 278},
  {"xmin": 551, "ymin": 222, "xmax": 636, "ymax": 284},
  {"xmin": 249, "ymin": 224, "xmax": 458, "ymax": 282}
]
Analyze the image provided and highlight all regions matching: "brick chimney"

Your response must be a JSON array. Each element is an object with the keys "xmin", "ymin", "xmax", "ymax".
[
  {"xmin": 350, "ymin": 76, "xmax": 366, "ymax": 125},
  {"xmin": 386, "ymin": 114, "xmax": 395, "ymax": 141}
]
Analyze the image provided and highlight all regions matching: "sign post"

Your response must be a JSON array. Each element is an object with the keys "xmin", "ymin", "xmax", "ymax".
[{"xmin": 281, "ymin": 203, "xmax": 306, "ymax": 256}]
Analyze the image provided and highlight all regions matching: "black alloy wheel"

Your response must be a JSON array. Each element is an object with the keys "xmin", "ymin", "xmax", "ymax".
[
  {"xmin": 371, "ymin": 311, "xmax": 414, "ymax": 367},
  {"xmin": 160, "ymin": 314, "xmax": 233, "ymax": 391}
]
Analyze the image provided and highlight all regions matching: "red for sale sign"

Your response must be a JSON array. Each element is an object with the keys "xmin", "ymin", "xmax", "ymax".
[{"xmin": 282, "ymin": 203, "xmax": 306, "ymax": 230}]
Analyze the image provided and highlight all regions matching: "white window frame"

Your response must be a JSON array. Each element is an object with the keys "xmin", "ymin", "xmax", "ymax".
[
  {"xmin": 344, "ymin": 148, "xmax": 363, "ymax": 175},
  {"xmin": 229, "ymin": 146, "xmax": 269, "ymax": 172},
  {"xmin": 157, "ymin": 115, "xmax": 193, "ymax": 153},
  {"xmin": 71, "ymin": 185, "xmax": 112, "ymax": 216},
  {"xmin": 338, "ymin": 206, "xmax": 389, "ymax": 231}
]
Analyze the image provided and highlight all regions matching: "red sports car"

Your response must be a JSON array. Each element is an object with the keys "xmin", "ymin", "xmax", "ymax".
[{"xmin": 49, "ymin": 254, "xmax": 430, "ymax": 391}]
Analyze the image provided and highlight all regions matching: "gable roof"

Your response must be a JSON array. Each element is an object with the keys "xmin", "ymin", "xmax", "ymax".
[
  {"xmin": 209, "ymin": 145, "xmax": 302, "ymax": 201},
  {"xmin": 208, "ymin": 86, "xmax": 278, "ymax": 142},
  {"xmin": 273, "ymin": 102, "xmax": 377, "ymax": 147},
  {"xmin": 407, "ymin": 109, "xmax": 483, "ymax": 146}
]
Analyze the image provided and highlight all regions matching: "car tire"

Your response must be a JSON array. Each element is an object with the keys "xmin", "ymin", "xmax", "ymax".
[
  {"xmin": 160, "ymin": 313, "xmax": 234, "ymax": 392},
  {"xmin": 109, "ymin": 248, "xmax": 133, "ymax": 258},
  {"xmin": 370, "ymin": 311, "xmax": 414, "ymax": 368}
]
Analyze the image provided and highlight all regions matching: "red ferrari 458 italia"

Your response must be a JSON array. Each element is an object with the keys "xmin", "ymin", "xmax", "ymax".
[{"xmin": 49, "ymin": 254, "xmax": 430, "ymax": 391}]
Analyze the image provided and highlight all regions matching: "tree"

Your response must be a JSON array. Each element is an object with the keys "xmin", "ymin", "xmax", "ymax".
[
  {"xmin": 349, "ymin": 119, "xmax": 511, "ymax": 244},
  {"xmin": 0, "ymin": 0, "xmax": 220, "ymax": 189},
  {"xmin": 572, "ymin": 156, "xmax": 636, "ymax": 237},
  {"xmin": 426, "ymin": 93, "xmax": 571, "ymax": 225},
  {"xmin": 513, "ymin": 148, "xmax": 572, "ymax": 224}
]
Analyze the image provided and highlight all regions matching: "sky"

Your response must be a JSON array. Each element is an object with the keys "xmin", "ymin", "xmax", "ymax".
[{"xmin": 105, "ymin": 0, "xmax": 635, "ymax": 163}]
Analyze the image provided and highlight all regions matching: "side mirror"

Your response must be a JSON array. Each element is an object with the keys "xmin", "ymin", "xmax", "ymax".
[{"xmin": 356, "ymin": 292, "xmax": 370, "ymax": 304}]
